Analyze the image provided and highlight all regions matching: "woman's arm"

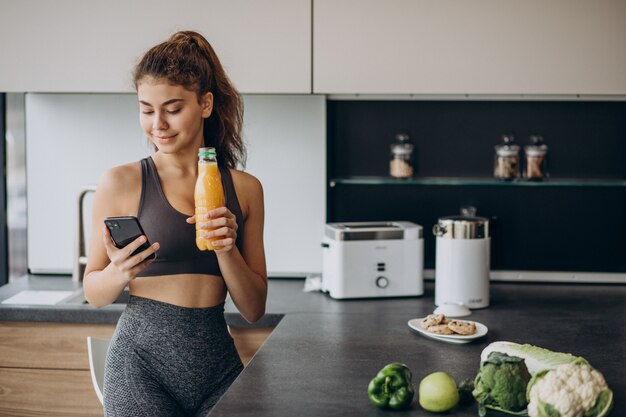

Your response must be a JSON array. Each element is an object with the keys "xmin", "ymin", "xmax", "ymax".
[
  {"xmin": 83, "ymin": 165, "xmax": 159, "ymax": 308},
  {"xmin": 190, "ymin": 172, "xmax": 268, "ymax": 322},
  {"xmin": 217, "ymin": 174, "xmax": 267, "ymax": 322}
]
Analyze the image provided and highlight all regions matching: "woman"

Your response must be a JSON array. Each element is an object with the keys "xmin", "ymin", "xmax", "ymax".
[{"xmin": 83, "ymin": 30, "xmax": 267, "ymax": 417}]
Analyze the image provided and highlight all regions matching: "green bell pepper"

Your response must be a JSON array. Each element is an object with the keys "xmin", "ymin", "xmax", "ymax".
[{"xmin": 367, "ymin": 362, "xmax": 415, "ymax": 410}]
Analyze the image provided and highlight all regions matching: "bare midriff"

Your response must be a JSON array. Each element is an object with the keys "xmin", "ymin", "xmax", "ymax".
[{"xmin": 129, "ymin": 274, "xmax": 227, "ymax": 308}]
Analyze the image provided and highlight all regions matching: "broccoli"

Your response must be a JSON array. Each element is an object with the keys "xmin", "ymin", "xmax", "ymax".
[{"xmin": 472, "ymin": 352, "xmax": 531, "ymax": 417}]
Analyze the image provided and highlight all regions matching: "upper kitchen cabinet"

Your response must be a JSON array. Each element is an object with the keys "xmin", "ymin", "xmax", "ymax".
[
  {"xmin": 313, "ymin": 0, "xmax": 626, "ymax": 95},
  {"xmin": 0, "ymin": 0, "xmax": 311, "ymax": 93}
]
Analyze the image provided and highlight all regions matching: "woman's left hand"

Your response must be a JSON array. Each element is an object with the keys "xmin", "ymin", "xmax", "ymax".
[{"xmin": 186, "ymin": 206, "xmax": 238, "ymax": 253}]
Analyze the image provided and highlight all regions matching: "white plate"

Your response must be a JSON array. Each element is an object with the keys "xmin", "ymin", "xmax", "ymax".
[{"xmin": 408, "ymin": 318, "xmax": 488, "ymax": 344}]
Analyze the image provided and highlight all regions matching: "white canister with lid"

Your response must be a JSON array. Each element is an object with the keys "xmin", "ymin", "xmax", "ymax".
[{"xmin": 433, "ymin": 209, "xmax": 490, "ymax": 309}]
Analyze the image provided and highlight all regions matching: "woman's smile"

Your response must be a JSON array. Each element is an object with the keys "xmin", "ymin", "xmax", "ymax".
[{"xmin": 153, "ymin": 133, "xmax": 178, "ymax": 143}]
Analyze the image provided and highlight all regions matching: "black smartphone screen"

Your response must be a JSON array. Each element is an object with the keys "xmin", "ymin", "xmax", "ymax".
[{"xmin": 104, "ymin": 216, "xmax": 155, "ymax": 260}]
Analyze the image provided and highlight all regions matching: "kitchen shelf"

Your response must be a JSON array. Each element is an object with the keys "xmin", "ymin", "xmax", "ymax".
[{"xmin": 329, "ymin": 176, "xmax": 626, "ymax": 188}]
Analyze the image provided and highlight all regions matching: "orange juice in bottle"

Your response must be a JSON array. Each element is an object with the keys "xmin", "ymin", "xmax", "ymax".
[{"xmin": 195, "ymin": 147, "xmax": 225, "ymax": 250}]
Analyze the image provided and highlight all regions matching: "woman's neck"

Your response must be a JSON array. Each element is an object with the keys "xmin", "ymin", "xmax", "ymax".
[{"xmin": 153, "ymin": 148, "xmax": 200, "ymax": 177}]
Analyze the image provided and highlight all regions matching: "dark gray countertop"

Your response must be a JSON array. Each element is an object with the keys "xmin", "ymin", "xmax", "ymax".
[
  {"xmin": 1, "ymin": 275, "xmax": 624, "ymax": 416},
  {"xmin": 212, "ymin": 280, "xmax": 626, "ymax": 417},
  {"xmin": 0, "ymin": 275, "xmax": 286, "ymax": 327}
]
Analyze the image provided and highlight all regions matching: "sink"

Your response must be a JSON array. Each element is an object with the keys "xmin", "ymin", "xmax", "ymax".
[{"xmin": 61, "ymin": 289, "xmax": 130, "ymax": 305}]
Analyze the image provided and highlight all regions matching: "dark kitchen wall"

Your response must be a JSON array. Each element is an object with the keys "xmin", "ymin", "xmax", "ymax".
[{"xmin": 327, "ymin": 100, "xmax": 626, "ymax": 273}]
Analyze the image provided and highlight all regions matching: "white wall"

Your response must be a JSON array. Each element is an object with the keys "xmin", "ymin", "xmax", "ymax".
[
  {"xmin": 25, "ymin": 94, "xmax": 325, "ymax": 276},
  {"xmin": 243, "ymin": 95, "xmax": 326, "ymax": 275}
]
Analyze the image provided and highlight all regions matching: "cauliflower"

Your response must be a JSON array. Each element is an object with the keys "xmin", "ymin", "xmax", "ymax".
[{"xmin": 528, "ymin": 363, "xmax": 613, "ymax": 417}]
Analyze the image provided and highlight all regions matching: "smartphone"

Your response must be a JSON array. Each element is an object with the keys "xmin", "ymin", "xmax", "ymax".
[{"xmin": 104, "ymin": 216, "xmax": 156, "ymax": 260}]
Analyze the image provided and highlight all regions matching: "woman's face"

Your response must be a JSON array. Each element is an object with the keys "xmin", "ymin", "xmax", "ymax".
[{"xmin": 137, "ymin": 77, "xmax": 213, "ymax": 154}]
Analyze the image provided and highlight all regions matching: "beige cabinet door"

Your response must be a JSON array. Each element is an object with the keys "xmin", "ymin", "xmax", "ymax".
[
  {"xmin": 314, "ymin": 0, "xmax": 626, "ymax": 95},
  {"xmin": 0, "ymin": 0, "xmax": 311, "ymax": 93}
]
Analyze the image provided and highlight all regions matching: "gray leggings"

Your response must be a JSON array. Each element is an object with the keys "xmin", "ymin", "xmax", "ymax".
[{"xmin": 103, "ymin": 296, "xmax": 243, "ymax": 417}]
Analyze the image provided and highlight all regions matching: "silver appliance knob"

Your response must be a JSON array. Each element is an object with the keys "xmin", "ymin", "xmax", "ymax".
[{"xmin": 376, "ymin": 276, "xmax": 389, "ymax": 288}]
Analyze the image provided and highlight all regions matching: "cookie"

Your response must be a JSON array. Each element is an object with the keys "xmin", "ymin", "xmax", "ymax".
[
  {"xmin": 447, "ymin": 320, "xmax": 477, "ymax": 335},
  {"xmin": 419, "ymin": 314, "xmax": 446, "ymax": 329},
  {"xmin": 427, "ymin": 324, "xmax": 455, "ymax": 335}
]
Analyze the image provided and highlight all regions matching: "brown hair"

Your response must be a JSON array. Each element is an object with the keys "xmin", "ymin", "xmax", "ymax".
[{"xmin": 133, "ymin": 30, "xmax": 245, "ymax": 168}]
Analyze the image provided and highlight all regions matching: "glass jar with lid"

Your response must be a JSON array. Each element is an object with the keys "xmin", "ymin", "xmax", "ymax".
[
  {"xmin": 524, "ymin": 135, "xmax": 548, "ymax": 181},
  {"xmin": 389, "ymin": 133, "xmax": 414, "ymax": 179},
  {"xmin": 493, "ymin": 134, "xmax": 520, "ymax": 181}
]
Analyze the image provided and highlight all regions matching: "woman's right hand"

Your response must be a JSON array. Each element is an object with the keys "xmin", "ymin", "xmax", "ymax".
[{"xmin": 102, "ymin": 226, "xmax": 159, "ymax": 283}]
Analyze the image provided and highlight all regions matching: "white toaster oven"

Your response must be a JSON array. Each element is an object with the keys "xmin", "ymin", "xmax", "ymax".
[{"xmin": 321, "ymin": 221, "xmax": 424, "ymax": 299}]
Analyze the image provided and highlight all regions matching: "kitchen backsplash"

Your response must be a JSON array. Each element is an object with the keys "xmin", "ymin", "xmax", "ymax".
[
  {"xmin": 328, "ymin": 100, "xmax": 625, "ymax": 179},
  {"xmin": 25, "ymin": 94, "xmax": 326, "ymax": 276},
  {"xmin": 15, "ymin": 95, "xmax": 626, "ymax": 279},
  {"xmin": 327, "ymin": 99, "xmax": 626, "ymax": 275}
]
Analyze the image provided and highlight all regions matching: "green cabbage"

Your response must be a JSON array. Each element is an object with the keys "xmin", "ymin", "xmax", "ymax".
[{"xmin": 480, "ymin": 342, "xmax": 588, "ymax": 375}]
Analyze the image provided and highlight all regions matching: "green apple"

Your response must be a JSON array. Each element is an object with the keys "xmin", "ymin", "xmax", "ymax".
[{"xmin": 418, "ymin": 371, "xmax": 460, "ymax": 412}]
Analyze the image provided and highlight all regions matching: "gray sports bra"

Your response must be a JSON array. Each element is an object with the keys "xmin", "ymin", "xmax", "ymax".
[{"xmin": 136, "ymin": 157, "xmax": 244, "ymax": 277}]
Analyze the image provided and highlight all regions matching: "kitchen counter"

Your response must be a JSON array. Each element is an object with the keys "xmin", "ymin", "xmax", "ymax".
[
  {"xmin": 0, "ymin": 275, "xmax": 287, "ymax": 327},
  {"xmin": 209, "ymin": 280, "xmax": 625, "ymax": 417},
  {"xmin": 0, "ymin": 275, "xmax": 624, "ymax": 416}
]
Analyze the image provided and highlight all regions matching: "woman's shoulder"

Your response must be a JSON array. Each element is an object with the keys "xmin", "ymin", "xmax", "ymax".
[
  {"xmin": 92, "ymin": 160, "xmax": 143, "ymax": 215},
  {"xmin": 100, "ymin": 161, "xmax": 141, "ymax": 186},
  {"xmin": 99, "ymin": 161, "xmax": 143, "ymax": 192},
  {"xmin": 229, "ymin": 168, "xmax": 263, "ymax": 195},
  {"xmin": 229, "ymin": 168, "xmax": 264, "ymax": 218}
]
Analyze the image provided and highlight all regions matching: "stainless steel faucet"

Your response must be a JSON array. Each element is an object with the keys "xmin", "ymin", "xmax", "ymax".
[{"xmin": 73, "ymin": 185, "xmax": 97, "ymax": 282}]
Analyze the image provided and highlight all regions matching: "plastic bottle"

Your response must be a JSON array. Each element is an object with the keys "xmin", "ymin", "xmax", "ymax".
[{"xmin": 194, "ymin": 147, "xmax": 225, "ymax": 251}]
